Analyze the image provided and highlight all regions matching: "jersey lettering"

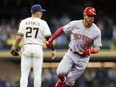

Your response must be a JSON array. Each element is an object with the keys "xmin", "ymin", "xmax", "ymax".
[
  {"xmin": 73, "ymin": 33, "xmax": 92, "ymax": 41},
  {"xmin": 73, "ymin": 33, "xmax": 93, "ymax": 48},
  {"xmin": 26, "ymin": 27, "xmax": 39, "ymax": 38}
]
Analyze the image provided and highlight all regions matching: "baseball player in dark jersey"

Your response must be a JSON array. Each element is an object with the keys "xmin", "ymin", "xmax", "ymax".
[{"xmin": 46, "ymin": 7, "xmax": 102, "ymax": 87}]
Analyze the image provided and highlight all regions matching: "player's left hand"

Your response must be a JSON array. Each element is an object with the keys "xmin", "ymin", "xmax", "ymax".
[{"xmin": 51, "ymin": 50, "xmax": 56, "ymax": 60}]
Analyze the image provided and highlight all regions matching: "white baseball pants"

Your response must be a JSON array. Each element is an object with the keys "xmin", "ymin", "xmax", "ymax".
[{"xmin": 20, "ymin": 45, "xmax": 43, "ymax": 87}]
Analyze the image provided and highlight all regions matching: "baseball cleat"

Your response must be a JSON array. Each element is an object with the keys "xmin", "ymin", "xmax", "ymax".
[
  {"xmin": 55, "ymin": 79, "xmax": 63, "ymax": 87},
  {"xmin": 61, "ymin": 82, "xmax": 72, "ymax": 87}
]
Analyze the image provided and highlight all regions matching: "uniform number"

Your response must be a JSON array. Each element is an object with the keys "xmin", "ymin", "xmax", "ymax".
[{"xmin": 26, "ymin": 27, "xmax": 39, "ymax": 38}]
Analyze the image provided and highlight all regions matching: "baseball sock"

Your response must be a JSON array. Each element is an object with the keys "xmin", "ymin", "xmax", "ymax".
[{"xmin": 58, "ymin": 76, "xmax": 65, "ymax": 83}]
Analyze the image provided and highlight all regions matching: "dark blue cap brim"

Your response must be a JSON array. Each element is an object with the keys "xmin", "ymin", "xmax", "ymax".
[
  {"xmin": 31, "ymin": 9, "xmax": 46, "ymax": 13},
  {"xmin": 41, "ymin": 9, "xmax": 46, "ymax": 12}
]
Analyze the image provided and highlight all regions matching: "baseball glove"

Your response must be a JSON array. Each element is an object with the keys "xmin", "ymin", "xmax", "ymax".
[{"xmin": 10, "ymin": 46, "xmax": 21, "ymax": 56}]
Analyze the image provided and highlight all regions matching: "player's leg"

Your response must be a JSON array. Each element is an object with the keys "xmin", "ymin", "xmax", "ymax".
[
  {"xmin": 62, "ymin": 67, "xmax": 85, "ymax": 87},
  {"xmin": 20, "ymin": 54, "xmax": 32, "ymax": 87},
  {"xmin": 33, "ymin": 51, "xmax": 43, "ymax": 87},
  {"xmin": 55, "ymin": 51, "xmax": 73, "ymax": 87},
  {"xmin": 65, "ymin": 57, "xmax": 89, "ymax": 87}
]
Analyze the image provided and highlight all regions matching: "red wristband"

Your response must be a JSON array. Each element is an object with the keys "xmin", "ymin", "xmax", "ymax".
[
  {"xmin": 83, "ymin": 48, "xmax": 97, "ymax": 56},
  {"xmin": 90, "ymin": 48, "xmax": 97, "ymax": 54}
]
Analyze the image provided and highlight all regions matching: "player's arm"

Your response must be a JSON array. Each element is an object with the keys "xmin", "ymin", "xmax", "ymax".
[
  {"xmin": 14, "ymin": 33, "xmax": 23, "ymax": 47},
  {"xmin": 10, "ymin": 33, "xmax": 23, "ymax": 56},
  {"xmin": 46, "ymin": 27, "xmax": 64, "ymax": 48},
  {"xmin": 13, "ymin": 20, "xmax": 24, "ymax": 47},
  {"xmin": 45, "ymin": 36, "xmax": 55, "ymax": 51},
  {"xmin": 11, "ymin": 33, "xmax": 23, "ymax": 49},
  {"xmin": 45, "ymin": 36, "xmax": 56, "ymax": 59},
  {"xmin": 83, "ymin": 29, "xmax": 102, "ymax": 56}
]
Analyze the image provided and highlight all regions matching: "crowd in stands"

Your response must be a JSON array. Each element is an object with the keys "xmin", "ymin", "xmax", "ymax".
[
  {"xmin": 0, "ymin": 14, "xmax": 116, "ymax": 50},
  {"xmin": 0, "ymin": 0, "xmax": 116, "ymax": 50}
]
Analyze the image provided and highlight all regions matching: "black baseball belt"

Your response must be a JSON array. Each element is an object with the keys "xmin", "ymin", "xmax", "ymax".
[{"xmin": 70, "ymin": 49, "xmax": 86, "ymax": 57}]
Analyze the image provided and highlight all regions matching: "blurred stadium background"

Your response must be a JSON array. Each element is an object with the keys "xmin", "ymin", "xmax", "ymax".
[{"xmin": 0, "ymin": 0, "xmax": 116, "ymax": 87}]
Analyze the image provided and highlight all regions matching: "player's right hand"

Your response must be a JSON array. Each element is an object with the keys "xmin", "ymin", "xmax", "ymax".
[{"xmin": 51, "ymin": 50, "xmax": 56, "ymax": 60}]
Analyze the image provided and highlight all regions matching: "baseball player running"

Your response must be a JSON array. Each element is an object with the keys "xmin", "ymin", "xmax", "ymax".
[
  {"xmin": 10, "ymin": 4, "xmax": 56, "ymax": 87},
  {"xmin": 46, "ymin": 7, "xmax": 102, "ymax": 87}
]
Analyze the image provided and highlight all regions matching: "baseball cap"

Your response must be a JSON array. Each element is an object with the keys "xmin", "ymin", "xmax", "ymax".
[
  {"xmin": 31, "ymin": 4, "xmax": 46, "ymax": 13},
  {"xmin": 83, "ymin": 7, "xmax": 96, "ymax": 15}
]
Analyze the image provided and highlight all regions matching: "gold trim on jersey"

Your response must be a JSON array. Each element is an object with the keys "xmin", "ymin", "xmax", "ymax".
[
  {"xmin": 17, "ymin": 32, "xmax": 23, "ymax": 37},
  {"xmin": 44, "ymin": 34, "xmax": 52, "ymax": 37}
]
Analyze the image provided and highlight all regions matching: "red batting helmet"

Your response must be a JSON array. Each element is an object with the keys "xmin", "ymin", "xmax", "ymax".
[{"xmin": 83, "ymin": 7, "xmax": 96, "ymax": 15}]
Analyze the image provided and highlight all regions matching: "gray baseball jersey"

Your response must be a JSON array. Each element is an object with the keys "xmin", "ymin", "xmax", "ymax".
[
  {"xmin": 63, "ymin": 20, "xmax": 102, "ymax": 54},
  {"xmin": 56, "ymin": 20, "xmax": 102, "ymax": 86}
]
